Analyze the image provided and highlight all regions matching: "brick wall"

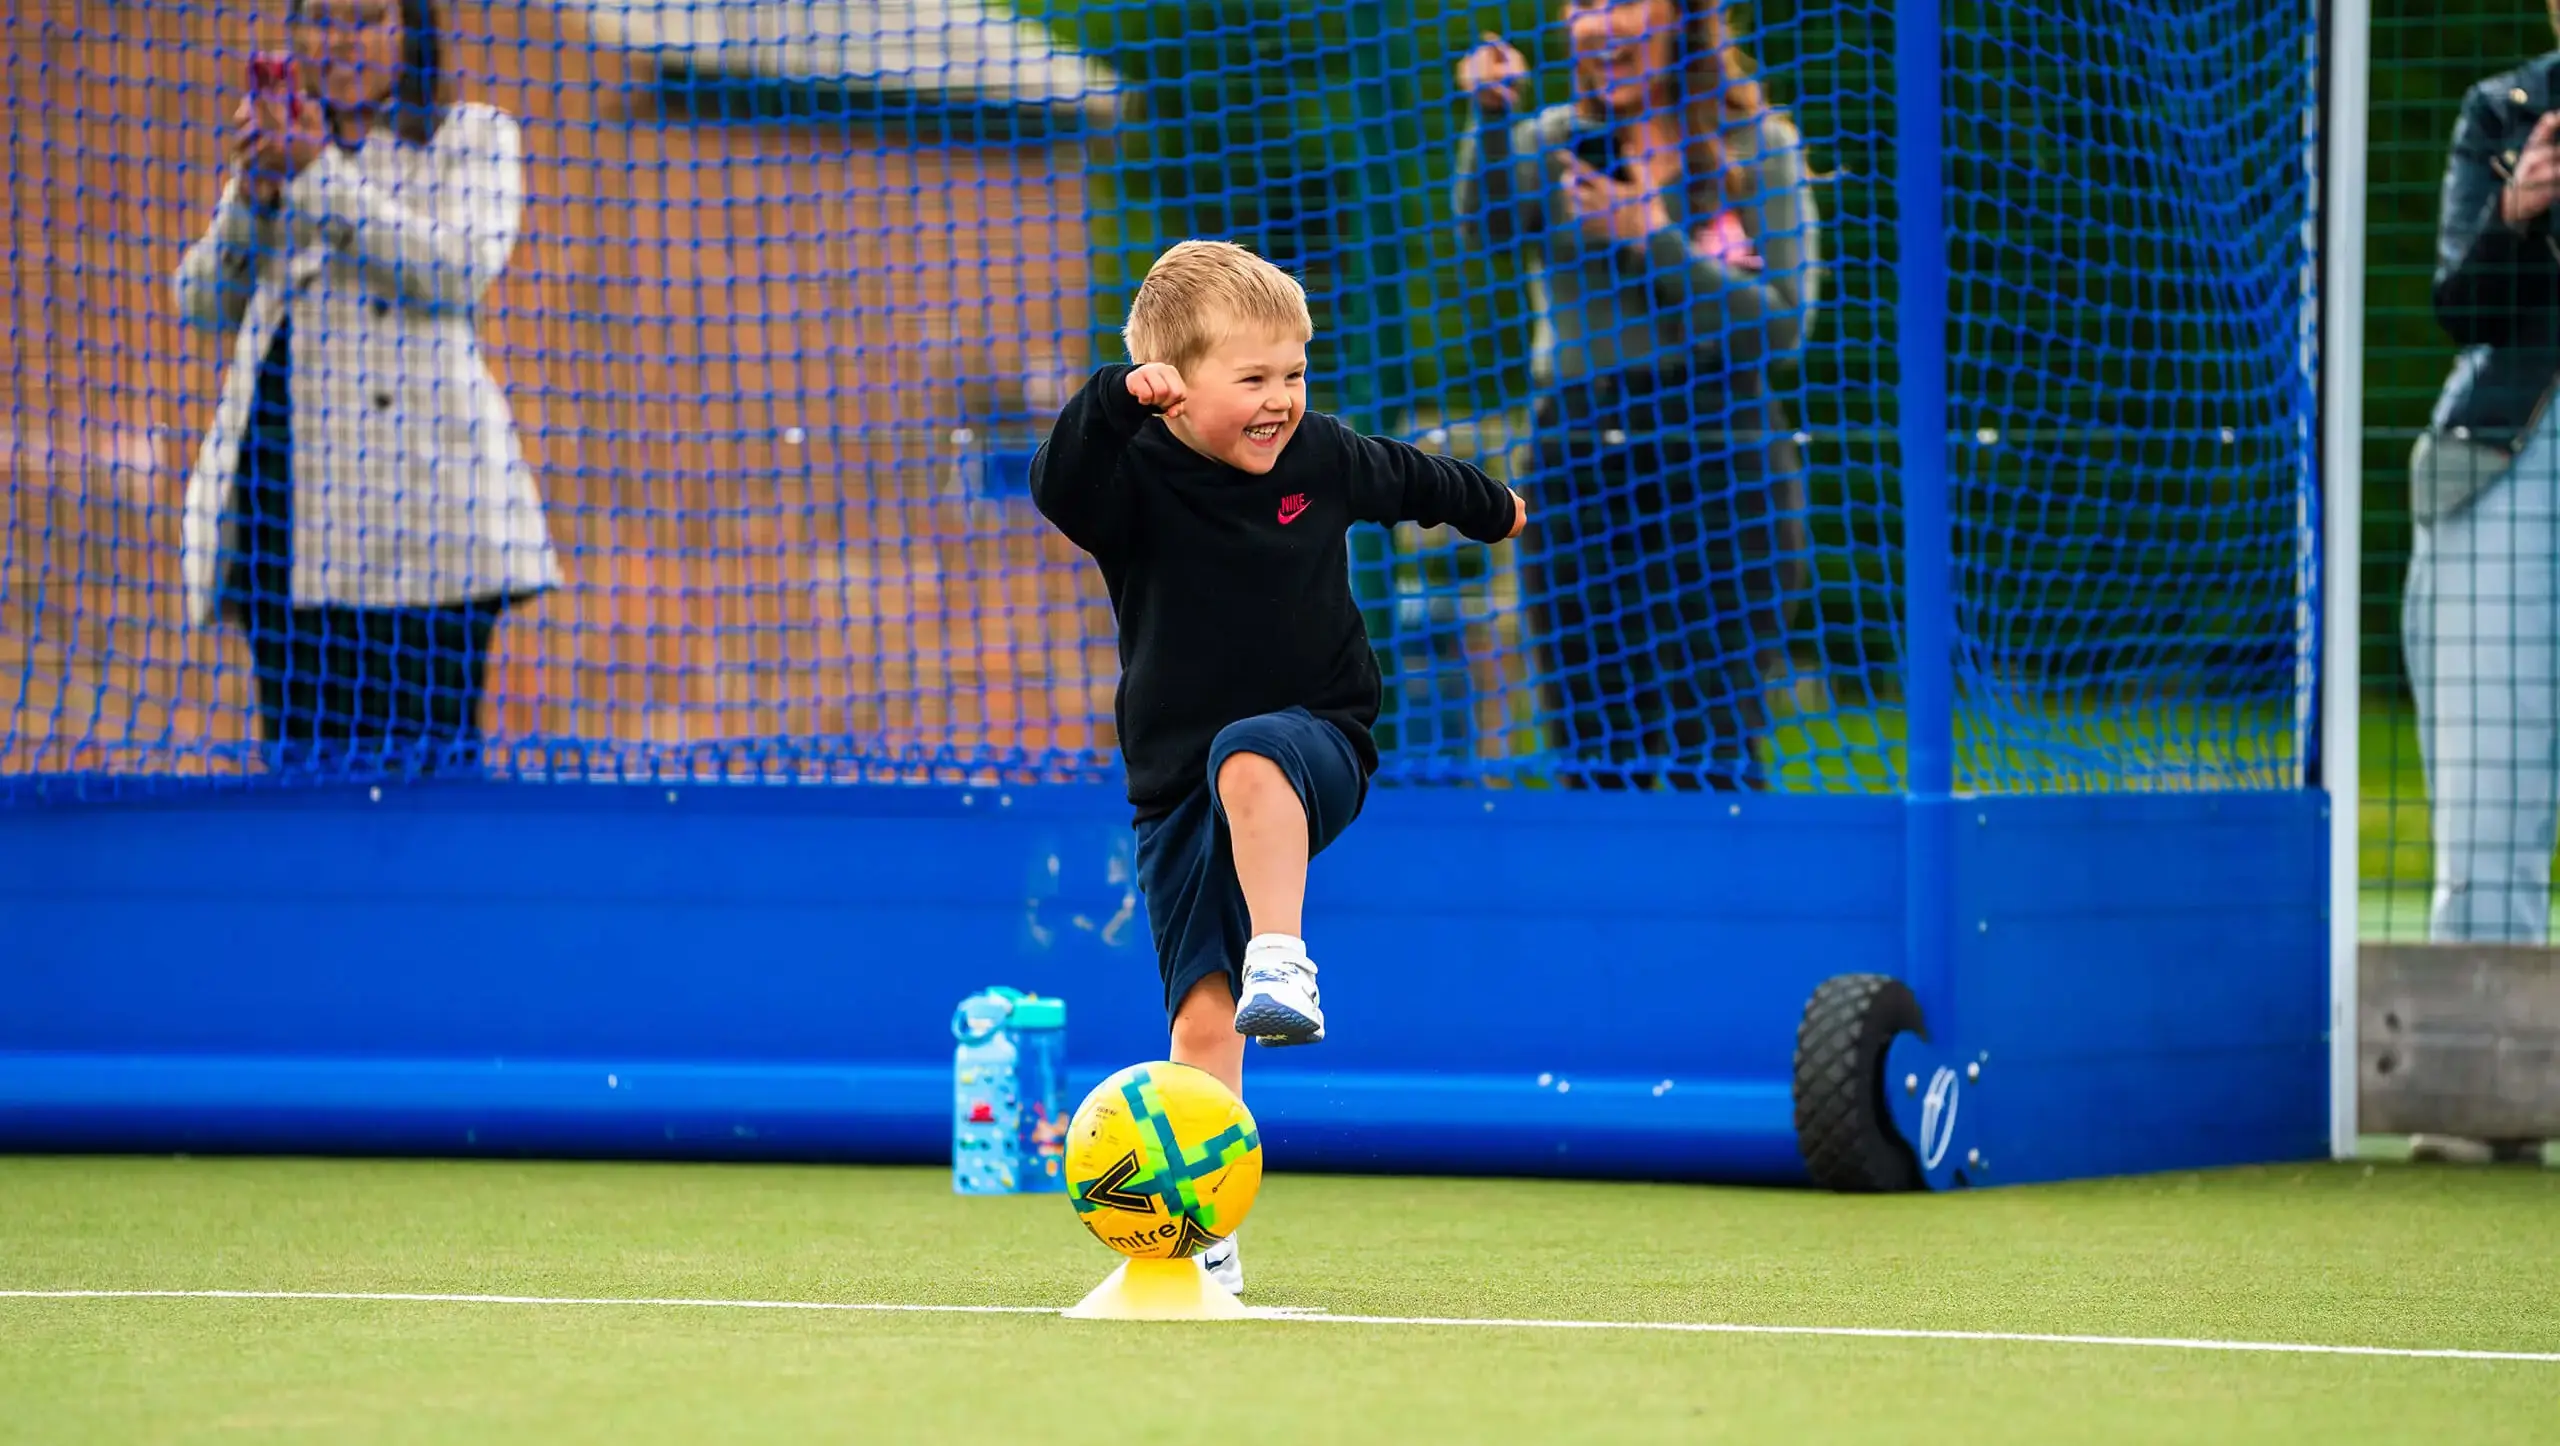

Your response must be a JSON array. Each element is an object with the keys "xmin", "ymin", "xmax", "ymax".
[{"xmin": 2, "ymin": 0, "xmax": 1117, "ymax": 774}]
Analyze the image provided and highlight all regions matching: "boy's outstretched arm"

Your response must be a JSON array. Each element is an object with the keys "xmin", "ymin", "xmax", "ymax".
[
  {"xmin": 1335, "ymin": 416, "xmax": 1526, "ymax": 543},
  {"xmin": 1030, "ymin": 363, "xmax": 1161, "ymax": 557}
]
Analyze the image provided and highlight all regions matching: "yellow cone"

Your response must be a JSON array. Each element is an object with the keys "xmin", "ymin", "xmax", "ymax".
[{"xmin": 1061, "ymin": 1255, "xmax": 1249, "ymax": 1322}]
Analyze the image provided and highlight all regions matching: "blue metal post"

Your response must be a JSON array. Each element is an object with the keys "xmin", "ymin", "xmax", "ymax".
[{"xmin": 1896, "ymin": 0, "xmax": 1956, "ymax": 1031}]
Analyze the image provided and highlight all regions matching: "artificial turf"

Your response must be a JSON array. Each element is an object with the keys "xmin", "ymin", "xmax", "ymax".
[{"xmin": 3, "ymin": 1155, "xmax": 2554, "ymax": 1443}]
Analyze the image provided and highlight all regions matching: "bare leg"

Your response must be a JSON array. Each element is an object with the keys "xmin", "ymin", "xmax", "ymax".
[
  {"xmin": 1171, "ymin": 973, "xmax": 1245, "ymax": 1098},
  {"xmin": 1216, "ymin": 752, "xmax": 1307, "ymax": 937},
  {"xmin": 1175, "ymin": 971, "xmax": 1253, "ymax": 1296}
]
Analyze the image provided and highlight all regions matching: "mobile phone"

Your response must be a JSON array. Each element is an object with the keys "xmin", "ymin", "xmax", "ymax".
[
  {"xmin": 1568, "ymin": 126, "xmax": 1631, "ymax": 182},
  {"xmin": 244, "ymin": 50, "xmax": 310, "ymax": 128},
  {"xmin": 245, "ymin": 50, "xmax": 300, "ymax": 95}
]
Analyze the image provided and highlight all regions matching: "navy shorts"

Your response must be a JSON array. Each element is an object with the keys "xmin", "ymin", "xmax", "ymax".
[{"xmin": 1133, "ymin": 708, "xmax": 1367, "ymax": 1024}]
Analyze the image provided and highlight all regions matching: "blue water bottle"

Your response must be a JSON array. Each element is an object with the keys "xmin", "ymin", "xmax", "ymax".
[
  {"xmin": 951, "ymin": 988, "xmax": 1022, "ymax": 1195},
  {"xmin": 1007, "ymin": 994, "xmax": 1068, "ymax": 1194}
]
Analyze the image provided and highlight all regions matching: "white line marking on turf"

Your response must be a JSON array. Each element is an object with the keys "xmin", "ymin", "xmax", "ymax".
[
  {"xmin": 1287, "ymin": 1313, "xmax": 2560, "ymax": 1363},
  {"xmin": 3, "ymin": 1290, "xmax": 2553, "ymax": 1364},
  {"xmin": 0, "ymin": 1290, "xmax": 1052, "ymax": 1316}
]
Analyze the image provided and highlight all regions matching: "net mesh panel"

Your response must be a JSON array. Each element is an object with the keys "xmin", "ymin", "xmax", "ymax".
[
  {"xmin": 2362, "ymin": 3, "xmax": 2560, "ymax": 940},
  {"xmin": 1945, "ymin": 0, "xmax": 2319, "ymax": 792},
  {"xmin": 0, "ymin": 0, "xmax": 2316, "ymax": 799}
]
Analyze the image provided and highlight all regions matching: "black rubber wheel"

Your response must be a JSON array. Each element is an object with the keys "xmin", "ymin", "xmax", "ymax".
[{"xmin": 1792, "ymin": 973, "xmax": 1929, "ymax": 1193}]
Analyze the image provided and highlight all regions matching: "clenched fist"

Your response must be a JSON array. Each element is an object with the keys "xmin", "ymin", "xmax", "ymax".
[
  {"xmin": 1455, "ymin": 33, "xmax": 1528, "ymax": 116},
  {"xmin": 1126, "ymin": 362, "xmax": 1187, "ymax": 419}
]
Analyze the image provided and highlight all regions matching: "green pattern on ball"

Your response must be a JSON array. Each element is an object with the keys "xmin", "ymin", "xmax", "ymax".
[{"xmin": 1078, "ymin": 1065, "xmax": 1260, "ymax": 1235}]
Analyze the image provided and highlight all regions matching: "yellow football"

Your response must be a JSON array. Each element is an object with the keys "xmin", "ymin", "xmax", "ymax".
[{"xmin": 1065, "ymin": 1061, "xmax": 1263, "ymax": 1259}]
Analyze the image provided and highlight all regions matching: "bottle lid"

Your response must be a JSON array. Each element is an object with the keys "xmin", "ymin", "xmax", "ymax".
[
  {"xmin": 1009, "ymin": 995, "xmax": 1066, "ymax": 1030},
  {"xmin": 951, "ymin": 989, "xmax": 1018, "ymax": 1042}
]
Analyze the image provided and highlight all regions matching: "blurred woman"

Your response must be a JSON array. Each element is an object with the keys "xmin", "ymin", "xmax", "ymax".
[
  {"xmin": 2398, "ymin": 22, "xmax": 2560, "ymax": 1163},
  {"xmin": 1453, "ymin": 0, "xmax": 1818, "ymax": 790},
  {"xmin": 173, "ymin": 0, "xmax": 558, "ymax": 772}
]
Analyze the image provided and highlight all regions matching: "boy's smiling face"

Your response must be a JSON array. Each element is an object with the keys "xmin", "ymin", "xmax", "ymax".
[{"xmin": 1166, "ymin": 329, "xmax": 1307, "ymax": 476}]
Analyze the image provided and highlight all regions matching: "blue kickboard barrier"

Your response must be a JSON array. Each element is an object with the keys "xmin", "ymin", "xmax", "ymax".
[{"xmin": 0, "ymin": 782, "xmax": 2328, "ymax": 1187}]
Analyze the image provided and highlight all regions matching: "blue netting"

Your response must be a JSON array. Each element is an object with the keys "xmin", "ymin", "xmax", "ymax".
[
  {"xmin": 1944, "ymin": 1, "xmax": 2321, "ymax": 791},
  {"xmin": 0, "ymin": 0, "xmax": 2315, "ymax": 797}
]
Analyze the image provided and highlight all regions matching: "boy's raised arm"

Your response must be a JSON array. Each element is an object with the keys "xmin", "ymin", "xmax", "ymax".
[{"xmin": 1031, "ymin": 363, "xmax": 1156, "ymax": 557}]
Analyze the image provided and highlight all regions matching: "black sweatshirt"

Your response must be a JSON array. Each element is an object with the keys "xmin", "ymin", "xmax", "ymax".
[{"xmin": 1030, "ymin": 363, "xmax": 1519, "ymax": 819}]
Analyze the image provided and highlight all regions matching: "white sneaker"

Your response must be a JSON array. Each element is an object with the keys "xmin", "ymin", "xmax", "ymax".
[
  {"xmin": 1201, "ymin": 1234, "xmax": 1242, "ymax": 1296},
  {"xmin": 1233, "ymin": 939, "xmax": 1323, "ymax": 1045}
]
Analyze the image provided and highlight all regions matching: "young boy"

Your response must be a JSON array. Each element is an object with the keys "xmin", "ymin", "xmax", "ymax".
[{"xmin": 1030, "ymin": 240, "xmax": 1525, "ymax": 1294}]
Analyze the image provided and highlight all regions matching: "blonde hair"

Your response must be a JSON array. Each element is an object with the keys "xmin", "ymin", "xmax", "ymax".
[
  {"xmin": 1677, "ymin": 0, "xmax": 1771, "ymax": 212},
  {"xmin": 1121, "ymin": 240, "xmax": 1314, "ymax": 374}
]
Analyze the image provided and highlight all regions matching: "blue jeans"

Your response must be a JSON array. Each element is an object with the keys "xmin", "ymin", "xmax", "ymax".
[
  {"xmin": 1525, "ymin": 371, "xmax": 1807, "ymax": 793},
  {"xmin": 2403, "ymin": 420, "xmax": 2560, "ymax": 942}
]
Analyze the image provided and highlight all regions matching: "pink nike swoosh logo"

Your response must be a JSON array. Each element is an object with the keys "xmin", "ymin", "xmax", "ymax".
[{"xmin": 1277, "ymin": 495, "xmax": 1309, "ymax": 525}]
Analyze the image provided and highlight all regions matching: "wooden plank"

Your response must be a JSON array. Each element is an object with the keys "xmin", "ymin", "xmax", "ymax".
[{"xmin": 2360, "ymin": 944, "xmax": 2560, "ymax": 1139}]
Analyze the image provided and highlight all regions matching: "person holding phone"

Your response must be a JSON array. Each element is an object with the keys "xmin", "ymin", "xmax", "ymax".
[
  {"xmin": 1452, "ymin": 0, "xmax": 1819, "ymax": 791},
  {"xmin": 173, "ymin": 0, "xmax": 558, "ymax": 774},
  {"xmin": 2397, "ymin": 28, "xmax": 2560, "ymax": 1166}
]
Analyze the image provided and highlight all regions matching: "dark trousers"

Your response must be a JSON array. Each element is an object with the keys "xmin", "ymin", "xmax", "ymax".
[
  {"xmin": 1522, "ymin": 371, "xmax": 1809, "ymax": 792},
  {"xmin": 240, "ymin": 598, "xmax": 504, "ymax": 771},
  {"xmin": 227, "ymin": 317, "xmax": 508, "ymax": 775}
]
